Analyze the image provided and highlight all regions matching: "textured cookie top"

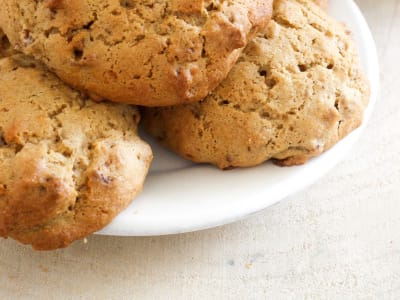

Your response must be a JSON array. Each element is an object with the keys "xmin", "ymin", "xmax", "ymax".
[
  {"xmin": 0, "ymin": 0, "xmax": 272, "ymax": 106},
  {"xmin": 142, "ymin": 0, "xmax": 369, "ymax": 169},
  {"xmin": 0, "ymin": 55, "xmax": 152, "ymax": 250}
]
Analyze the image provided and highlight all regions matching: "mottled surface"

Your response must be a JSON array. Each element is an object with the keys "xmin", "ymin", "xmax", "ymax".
[
  {"xmin": 0, "ymin": 0, "xmax": 399, "ymax": 298},
  {"xmin": 0, "ymin": 0, "xmax": 272, "ymax": 106}
]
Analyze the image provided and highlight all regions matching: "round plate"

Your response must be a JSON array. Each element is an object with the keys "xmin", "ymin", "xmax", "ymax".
[{"xmin": 99, "ymin": 0, "xmax": 379, "ymax": 236}]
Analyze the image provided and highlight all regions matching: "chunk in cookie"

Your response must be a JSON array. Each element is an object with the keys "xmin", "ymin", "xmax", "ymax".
[{"xmin": 0, "ymin": 29, "xmax": 13, "ymax": 58}]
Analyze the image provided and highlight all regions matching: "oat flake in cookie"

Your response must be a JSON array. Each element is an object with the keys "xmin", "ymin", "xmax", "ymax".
[
  {"xmin": 0, "ymin": 0, "xmax": 272, "ymax": 106},
  {"xmin": 142, "ymin": 0, "xmax": 370, "ymax": 169},
  {"xmin": 0, "ymin": 55, "xmax": 152, "ymax": 250}
]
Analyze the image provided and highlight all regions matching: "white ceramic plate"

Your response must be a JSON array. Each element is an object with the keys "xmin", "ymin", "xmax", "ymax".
[{"xmin": 99, "ymin": 0, "xmax": 379, "ymax": 236}]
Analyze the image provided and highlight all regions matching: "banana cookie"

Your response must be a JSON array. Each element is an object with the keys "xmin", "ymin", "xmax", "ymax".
[
  {"xmin": 0, "ymin": 55, "xmax": 152, "ymax": 250},
  {"xmin": 142, "ymin": 0, "xmax": 369, "ymax": 169},
  {"xmin": 0, "ymin": 0, "xmax": 272, "ymax": 106}
]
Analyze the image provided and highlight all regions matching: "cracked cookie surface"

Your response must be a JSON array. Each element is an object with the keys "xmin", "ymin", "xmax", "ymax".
[
  {"xmin": 141, "ymin": 0, "xmax": 369, "ymax": 169},
  {"xmin": 0, "ymin": 0, "xmax": 272, "ymax": 106},
  {"xmin": 0, "ymin": 55, "xmax": 152, "ymax": 250}
]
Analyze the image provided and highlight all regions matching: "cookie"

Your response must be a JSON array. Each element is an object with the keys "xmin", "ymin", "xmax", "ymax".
[
  {"xmin": 141, "ymin": 0, "xmax": 369, "ymax": 169},
  {"xmin": 0, "ymin": 55, "xmax": 152, "ymax": 250},
  {"xmin": 0, "ymin": 0, "xmax": 273, "ymax": 106}
]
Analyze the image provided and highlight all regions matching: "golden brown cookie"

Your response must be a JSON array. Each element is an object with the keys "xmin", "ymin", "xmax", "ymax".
[
  {"xmin": 0, "ymin": 0, "xmax": 273, "ymax": 106},
  {"xmin": 0, "ymin": 55, "xmax": 152, "ymax": 250},
  {"xmin": 142, "ymin": 0, "xmax": 369, "ymax": 169}
]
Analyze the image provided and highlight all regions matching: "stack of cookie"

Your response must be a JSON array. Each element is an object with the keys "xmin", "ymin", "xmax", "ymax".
[{"xmin": 0, "ymin": 0, "xmax": 369, "ymax": 250}]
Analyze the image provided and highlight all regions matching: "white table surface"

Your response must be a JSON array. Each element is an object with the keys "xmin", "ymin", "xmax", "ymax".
[{"xmin": 1, "ymin": 1, "xmax": 399, "ymax": 299}]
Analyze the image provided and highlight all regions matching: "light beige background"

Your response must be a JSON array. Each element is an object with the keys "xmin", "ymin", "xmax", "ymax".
[{"xmin": 1, "ymin": 1, "xmax": 399, "ymax": 299}]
